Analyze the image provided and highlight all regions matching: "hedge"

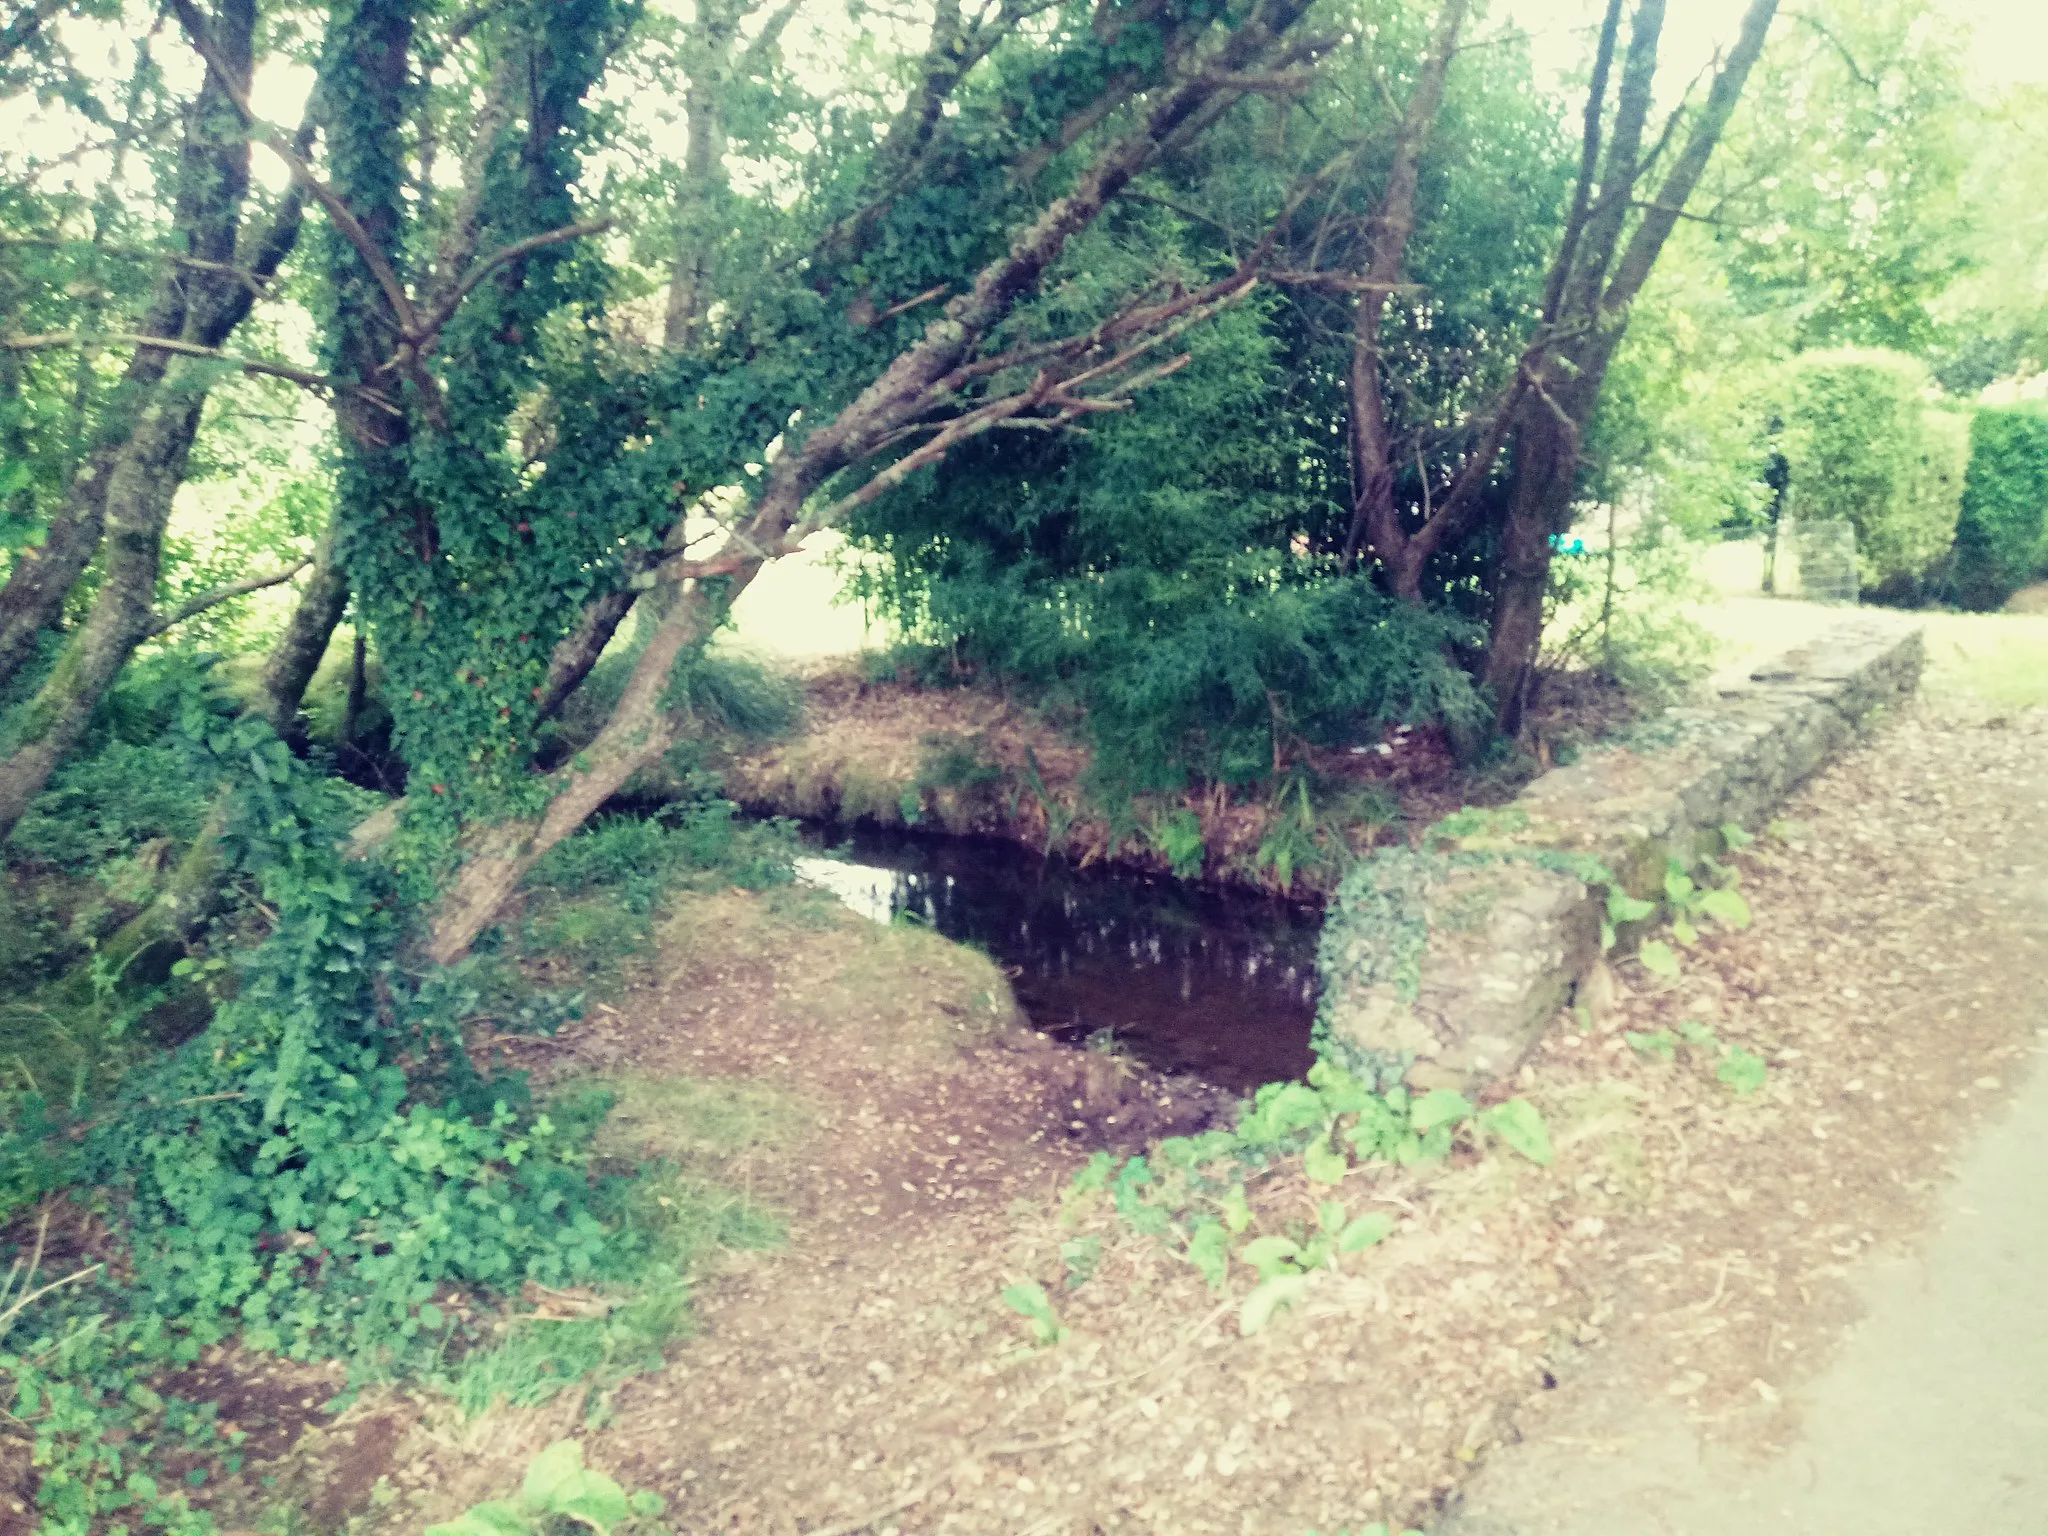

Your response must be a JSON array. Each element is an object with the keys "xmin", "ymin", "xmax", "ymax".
[
  {"xmin": 1948, "ymin": 404, "xmax": 2048, "ymax": 610},
  {"xmin": 1780, "ymin": 348, "xmax": 1968, "ymax": 598}
]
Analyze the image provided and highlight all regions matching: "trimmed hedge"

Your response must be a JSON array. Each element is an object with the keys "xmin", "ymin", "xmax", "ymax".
[
  {"xmin": 1780, "ymin": 349, "xmax": 1968, "ymax": 598},
  {"xmin": 1949, "ymin": 404, "xmax": 2048, "ymax": 611}
]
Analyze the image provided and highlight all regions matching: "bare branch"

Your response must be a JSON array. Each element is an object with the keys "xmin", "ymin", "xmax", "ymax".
[
  {"xmin": 145, "ymin": 560, "xmax": 311, "ymax": 638},
  {"xmin": 0, "ymin": 331, "xmax": 400, "ymax": 411},
  {"xmin": 0, "ymin": 236, "xmax": 278, "ymax": 294},
  {"xmin": 167, "ymin": 0, "xmax": 420, "ymax": 337},
  {"xmin": 868, "ymin": 283, "xmax": 949, "ymax": 328}
]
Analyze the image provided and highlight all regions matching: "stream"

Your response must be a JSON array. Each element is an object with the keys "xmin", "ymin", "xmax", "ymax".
[{"xmin": 793, "ymin": 825, "xmax": 1321, "ymax": 1095}]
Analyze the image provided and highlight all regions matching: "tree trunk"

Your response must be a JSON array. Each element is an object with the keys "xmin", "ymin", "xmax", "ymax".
[
  {"xmin": 0, "ymin": 371, "xmax": 211, "ymax": 840},
  {"xmin": 258, "ymin": 513, "xmax": 349, "ymax": 738},
  {"xmin": 1479, "ymin": 404, "xmax": 1576, "ymax": 739},
  {"xmin": 1337, "ymin": 0, "xmax": 1469, "ymax": 588},
  {"xmin": 661, "ymin": 0, "xmax": 739, "ymax": 350},
  {"xmin": 424, "ymin": 573, "xmax": 737, "ymax": 962},
  {"xmin": 0, "ymin": 470, "xmax": 112, "ymax": 689}
]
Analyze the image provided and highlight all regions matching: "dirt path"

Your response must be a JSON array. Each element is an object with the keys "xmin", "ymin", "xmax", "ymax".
[
  {"xmin": 1441, "ymin": 983, "xmax": 2048, "ymax": 1535},
  {"xmin": 359, "ymin": 702, "xmax": 2048, "ymax": 1536}
]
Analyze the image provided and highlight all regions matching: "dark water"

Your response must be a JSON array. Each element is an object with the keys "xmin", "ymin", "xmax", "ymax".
[{"xmin": 794, "ymin": 826, "xmax": 1320, "ymax": 1094}]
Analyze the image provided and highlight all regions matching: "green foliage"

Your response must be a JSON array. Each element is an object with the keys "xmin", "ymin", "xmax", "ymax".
[
  {"xmin": 1713, "ymin": 0, "xmax": 1970, "ymax": 353},
  {"xmin": 1066, "ymin": 1060, "xmax": 1553, "ymax": 1334},
  {"xmin": 1947, "ymin": 405, "xmax": 2048, "ymax": 610},
  {"xmin": 1000, "ymin": 1280, "xmax": 1067, "ymax": 1346},
  {"xmin": 425, "ymin": 1439, "xmax": 667, "ymax": 1536},
  {"xmin": 1779, "ymin": 349, "xmax": 1967, "ymax": 596},
  {"xmin": 850, "ymin": 300, "xmax": 1488, "ymax": 799},
  {"xmin": 1627, "ymin": 1018, "xmax": 1770, "ymax": 1095}
]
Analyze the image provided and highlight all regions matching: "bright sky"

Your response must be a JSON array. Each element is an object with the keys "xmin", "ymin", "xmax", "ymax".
[{"xmin": 1499, "ymin": 0, "xmax": 2048, "ymax": 90}]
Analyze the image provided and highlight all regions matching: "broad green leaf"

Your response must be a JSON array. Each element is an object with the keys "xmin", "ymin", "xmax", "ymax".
[
  {"xmin": 1664, "ymin": 860, "xmax": 1696, "ymax": 904},
  {"xmin": 1001, "ymin": 1281, "xmax": 1067, "ymax": 1343},
  {"xmin": 1186, "ymin": 1221, "xmax": 1231, "ymax": 1289},
  {"xmin": 1302, "ymin": 1135, "xmax": 1349, "ymax": 1185},
  {"xmin": 1605, "ymin": 890, "xmax": 1657, "ymax": 924},
  {"xmin": 425, "ymin": 1503, "xmax": 532, "ymax": 1536},
  {"xmin": 557, "ymin": 1482, "xmax": 632, "ymax": 1531},
  {"xmin": 1318, "ymin": 1199, "xmax": 1348, "ymax": 1235},
  {"xmin": 1478, "ymin": 1099, "xmax": 1554, "ymax": 1165},
  {"xmin": 1337, "ymin": 1211, "xmax": 1395, "ymax": 1252},
  {"xmin": 1671, "ymin": 917, "xmax": 1700, "ymax": 946},
  {"xmin": 523, "ymin": 1442, "xmax": 586, "ymax": 1508},
  {"xmin": 627, "ymin": 1491, "xmax": 667, "ymax": 1517},
  {"xmin": 1239, "ymin": 1273, "xmax": 1310, "ymax": 1336},
  {"xmin": 1239, "ymin": 1234, "xmax": 1304, "ymax": 1279},
  {"xmin": 1409, "ymin": 1088, "xmax": 1473, "ymax": 1134},
  {"xmin": 1638, "ymin": 940, "xmax": 1681, "ymax": 979},
  {"xmin": 1720, "ymin": 821, "xmax": 1755, "ymax": 849},
  {"xmin": 1698, "ymin": 888, "xmax": 1752, "ymax": 928}
]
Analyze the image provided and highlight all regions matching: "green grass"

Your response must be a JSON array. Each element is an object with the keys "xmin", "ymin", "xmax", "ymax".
[{"xmin": 1918, "ymin": 611, "xmax": 2048, "ymax": 711}]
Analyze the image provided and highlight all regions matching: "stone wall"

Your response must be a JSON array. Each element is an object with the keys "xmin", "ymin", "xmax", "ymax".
[{"xmin": 1315, "ymin": 616, "xmax": 1926, "ymax": 1089}]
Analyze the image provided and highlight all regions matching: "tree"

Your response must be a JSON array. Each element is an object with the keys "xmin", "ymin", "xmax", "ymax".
[{"xmin": 0, "ymin": 0, "xmax": 321, "ymax": 837}]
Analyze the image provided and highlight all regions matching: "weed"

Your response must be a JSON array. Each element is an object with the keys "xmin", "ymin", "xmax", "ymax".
[
  {"xmin": 1626, "ymin": 1019, "xmax": 1770, "ymax": 1094},
  {"xmin": 426, "ymin": 1439, "xmax": 668, "ymax": 1536},
  {"xmin": 1149, "ymin": 807, "xmax": 1206, "ymax": 880},
  {"xmin": 1000, "ymin": 1280, "xmax": 1068, "ymax": 1345},
  {"xmin": 1062, "ymin": 1061, "xmax": 1554, "ymax": 1335}
]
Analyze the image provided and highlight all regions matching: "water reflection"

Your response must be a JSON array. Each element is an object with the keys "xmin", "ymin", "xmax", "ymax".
[{"xmin": 794, "ymin": 826, "xmax": 1319, "ymax": 1093}]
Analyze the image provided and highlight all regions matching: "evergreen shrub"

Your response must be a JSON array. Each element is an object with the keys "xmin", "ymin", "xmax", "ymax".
[
  {"xmin": 1779, "ymin": 348, "xmax": 1967, "ymax": 597},
  {"xmin": 1948, "ymin": 403, "xmax": 2048, "ymax": 610}
]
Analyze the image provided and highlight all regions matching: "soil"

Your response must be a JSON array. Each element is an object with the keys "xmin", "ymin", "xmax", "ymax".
[{"xmin": 219, "ymin": 697, "xmax": 2048, "ymax": 1535}]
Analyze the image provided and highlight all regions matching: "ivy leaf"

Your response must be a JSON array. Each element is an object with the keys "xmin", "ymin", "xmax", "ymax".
[
  {"xmin": 1698, "ymin": 888, "xmax": 1752, "ymax": 928},
  {"xmin": 557, "ymin": 1485, "xmax": 631, "ymax": 1532},
  {"xmin": 1239, "ymin": 1273, "xmax": 1310, "ymax": 1336},
  {"xmin": 1302, "ymin": 1135, "xmax": 1349, "ymax": 1186},
  {"xmin": 1186, "ymin": 1221, "xmax": 1231, "ymax": 1289},
  {"xmin": 1638, "ymin": 940, "xmax": 1682, "ymax": 979},
  {"xmin": 1409, "ymin": 1088, "xmax": 1473, "ymax": 1134},
  {"xmin": 1477, "ymin": 1099, "xmax": 1553, "ymax": 1165},
  {"xmin": 1337, "ymin": 1211, "xmax": 1395, "ymax": 1252}
]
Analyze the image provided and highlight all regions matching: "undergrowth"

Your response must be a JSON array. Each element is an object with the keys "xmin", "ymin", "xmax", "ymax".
[
  {"xmin": 0, "ymin": 681, "xmax": 800, "ymax": 1531},
  {"xmin": 1057, "ymin": 1059, "xmax": 1554, "ymax": 1339}
]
